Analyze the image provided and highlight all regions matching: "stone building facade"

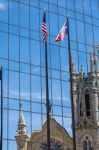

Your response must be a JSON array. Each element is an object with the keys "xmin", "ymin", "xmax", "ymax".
[
  {"xmin": 15, "ymin": 106, "xmax": 73, "ymax": 150},
  {"xmin": 15, "ymin": 52, "xmax": 99, "ymax": 149},
  {"xmin": 72, "ymin": 52, "xmax": 99, "ymax": 150}
]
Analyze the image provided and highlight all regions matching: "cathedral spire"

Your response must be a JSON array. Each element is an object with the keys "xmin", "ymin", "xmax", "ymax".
[
  {"xmin": 80, "ymin": 65, "xmax": 84, "ymax": 78},
  {"xmin": 15, "ymin": 104, "xmax": 29, "ymax": 150},
  {"xmin": 90, "ymin": 52, "xmax": 95, "ymax": 74},
  {"xmin": 95, "ymin": 56, "xmax": 99, "ymax": 75},
  {"xmin": 18, "ymin": 104, "xmax": 26, "ymax": 130}
]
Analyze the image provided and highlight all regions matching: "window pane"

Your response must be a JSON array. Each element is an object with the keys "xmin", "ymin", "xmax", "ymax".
[
  {"xmin": 9, "ymin": 1, "xmax": 19, "ymax": 25},
  {"xmin": 0, "ymin": 0, "xmax": 8, "ymax": 22},
  {"xmin": 20, "ymin": 4, "xmax": 29, "ymax": 28},
  {"xmin": 9, "ymin": 71, "xmax": 19, "ymax": 99}
]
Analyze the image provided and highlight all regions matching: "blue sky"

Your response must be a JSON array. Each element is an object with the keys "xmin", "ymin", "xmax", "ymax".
[{"xmin": 0, "ymin": 0, "xmax": 99, "ymax": 149}]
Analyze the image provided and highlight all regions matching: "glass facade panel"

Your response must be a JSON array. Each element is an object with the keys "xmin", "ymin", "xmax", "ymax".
[
  {"xmin": 9, "ymin": 1, "xmax": 19, "ymax": 26},
  {"xmin": 20, "ymin": 4, "xmax": 29, "ymax": 28},
  {"xmin": 0, "ymin": 0, "xmax": 99, "ymax": 149}
]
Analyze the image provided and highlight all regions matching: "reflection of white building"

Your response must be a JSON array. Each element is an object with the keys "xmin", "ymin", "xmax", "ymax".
[{"xmin": 15, "ymin": 52, "xmax": 99, "ymax": 150}]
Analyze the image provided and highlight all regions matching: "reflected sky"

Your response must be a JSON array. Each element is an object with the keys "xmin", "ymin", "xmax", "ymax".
[{"xmin": 0, "ymin": 0, "xmax": 99, "ymax": 149}]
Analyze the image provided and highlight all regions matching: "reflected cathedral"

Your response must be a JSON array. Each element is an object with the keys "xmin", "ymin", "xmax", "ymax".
[{"xmin": 15, "ymin": 52, "xmax": 99, "ymax": 150}]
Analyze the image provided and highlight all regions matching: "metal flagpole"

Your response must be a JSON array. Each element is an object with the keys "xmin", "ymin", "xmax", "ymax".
[
  {"xmin": 0, "ymin": 66, "xmax": 2, "ymax": 150},
  {"xmin": 67, "ymin": 16, "xmax": 76, "ymax": 150},
  {"xmin": 45, "ymin": 40, "xmax": 51, "ymax": 150},
  {"xmin": 42, "ymin": 10, "xmax": 51, "ymax": 150}
]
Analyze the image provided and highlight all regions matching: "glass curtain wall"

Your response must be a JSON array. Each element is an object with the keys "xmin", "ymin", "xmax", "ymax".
[{"xmin": 0, "ymin": 0, "xmax": 99, "ymax": 149}]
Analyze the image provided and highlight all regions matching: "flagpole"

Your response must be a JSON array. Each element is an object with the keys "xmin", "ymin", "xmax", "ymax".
[
  {"xmin": 67, "ymin": 16, "xmax": 76, "ymax": 150},
  {"xmin": 43, "ymin": 10, "xmax": 51, "ymax": 150},
  {"xmin": 45, "ymin": 40, "xmax": 51, "ymax": 150},
  {"xmin": 0, "ymin": 66, "xmax": 2, "ymax": 150}
]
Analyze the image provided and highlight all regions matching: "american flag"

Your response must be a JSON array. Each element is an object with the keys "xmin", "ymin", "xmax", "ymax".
[{"xmin": 42, "ymin": 10, "xmax": 48, "ymax": 43}]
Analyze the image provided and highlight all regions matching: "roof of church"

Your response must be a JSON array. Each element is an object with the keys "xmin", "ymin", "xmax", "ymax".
[
  {"xmin": 50, "ymin": 116, "xmax": 72, "ymax": 139},
  {"xmin": 31, "ymin": 114, "xmax": 72, "ymax": 141}
]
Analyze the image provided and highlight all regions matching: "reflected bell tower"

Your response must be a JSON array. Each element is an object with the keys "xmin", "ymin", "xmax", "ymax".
[
  {"xmin": 72, "ymin": 52, "xmax": 99, "ymax": 150},
  {"xmin": 15, "ymin": 104, "xmax": 29, "ymax": 150}
]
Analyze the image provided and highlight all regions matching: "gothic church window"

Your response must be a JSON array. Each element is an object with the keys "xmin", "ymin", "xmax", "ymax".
[
  {"xmin": 79, "ymin": 93, "xmax": 83, "ymax": 117},
  {"xmin": 40, "ymin": 139, "xmax": 63, "ymax": 150},
  {"xmin": 83, "ymin": 140, "xmax": 87, "ymax": 150},
  {"xmin": 83, "ymin": 136, "xmax": 93, "ymax": 150},
  {"xmin": 80, "ymin": 102, "xmax": 83, "ymax": 116},
  {"xmin": 85, "ymin": 90, "xmax": 90, "ymax": 116}
]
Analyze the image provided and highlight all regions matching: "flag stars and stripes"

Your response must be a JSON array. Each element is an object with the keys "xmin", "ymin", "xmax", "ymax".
[{"xmin": 42, "ymin": 10, "xmax": 48, "ymax": 43}]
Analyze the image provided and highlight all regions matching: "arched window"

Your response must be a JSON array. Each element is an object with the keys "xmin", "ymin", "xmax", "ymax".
[
  {"xmin": 83, "ymin": 140, "xmax": 87, "ymax": 150},
  {"xmin": 85, "ymin": 89, "xmax": 90, "ymax": 116},
  {"xmin": 83, "ymin": 136, "xmax": 93, "ymax": 150},
  {"xmin": 40, "ymin": 138, "xmax": 64, "ymax": 150},
  {"xmin": 79, "ymin": 93, "xmax": 83, "ymax": 117},
  {"xmin": 80, "ymin": 101, "xmax": 83, "ymax": 116}
]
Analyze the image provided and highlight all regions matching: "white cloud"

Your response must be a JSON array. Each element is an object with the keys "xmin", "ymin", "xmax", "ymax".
[
  {"xmin": 9, "ymin": 88, "xmax": 69, "ymax": 103},
  {"xmin": 33, "ymin": 67, "xmax": 40, "ymax": 72},
  {"xmin": 32, "ymin": 92, "xmax": 42, "ymax": 100},
  {"xmin": 0, "ymin": 2, "xmax": 8, "ymax": 10}
]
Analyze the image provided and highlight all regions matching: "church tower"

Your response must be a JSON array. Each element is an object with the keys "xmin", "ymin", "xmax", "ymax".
[
  {"xmin": 15, "ymin": 104, "xmax": 29, "ymax": 150},
  {"xmin": 72, "ymin": 52, "xmax": 99, "ymax": 150}
]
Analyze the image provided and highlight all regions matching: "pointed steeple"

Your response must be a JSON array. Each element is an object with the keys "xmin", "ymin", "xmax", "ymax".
[
  {"xmin": 94, "ymin": 56, "xmax": 99, "ymax": 75},
  {"xmin": 16, "ymin": 104, "xmax": 27, "ymax": 135},
  {"xmin": 90, "ymin": 52, "xmax": 95, "ymax": 74},
  {"xmin": 80, "ymin": 65, "xmax": 84, "ymax": 78},
  {"xmin": 15, "ymin": 104, "xmax": 29, "ymax": 150},
  {"xmin": 18, "ymin": 104, "xmax": 26, "ymax": 131}
]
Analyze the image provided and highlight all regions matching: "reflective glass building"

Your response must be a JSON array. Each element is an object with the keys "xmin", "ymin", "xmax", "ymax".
[{"xmin": 0, "ymin": 0, "xmax": 99, "ymax": 149}]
